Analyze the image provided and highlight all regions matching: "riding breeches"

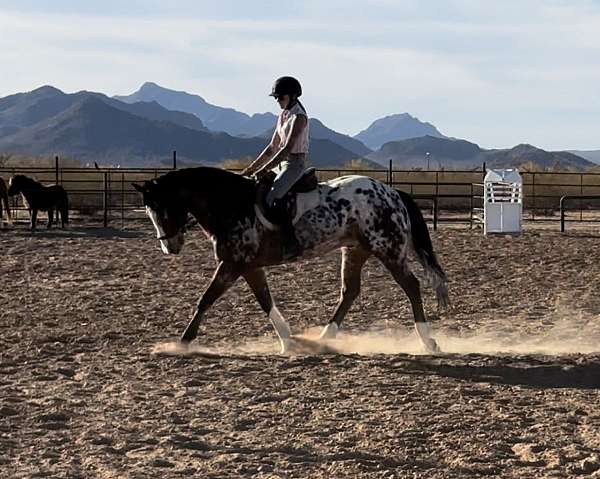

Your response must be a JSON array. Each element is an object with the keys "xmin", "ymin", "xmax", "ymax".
[{"xmin": 265, "ymin": 153, "xmax": 308, "ymax": 207}]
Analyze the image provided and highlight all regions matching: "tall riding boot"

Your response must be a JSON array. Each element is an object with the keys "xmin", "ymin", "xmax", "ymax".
[
  {"xmin": 271, "ymin": 199, "xmax": 302, "ymax": 259},
  {"xmin": 280, "ymin": 216, "xmax": 302, "ymax": 259}
]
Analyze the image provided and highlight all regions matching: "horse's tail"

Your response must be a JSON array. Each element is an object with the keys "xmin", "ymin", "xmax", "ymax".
[{"xmin": 397, "ymin": 190, "xmax": 449, "ymax": 309}]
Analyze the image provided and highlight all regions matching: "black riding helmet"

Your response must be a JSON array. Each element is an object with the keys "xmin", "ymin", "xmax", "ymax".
[{"xmin": 269, "ymin": 76, "xmax": 302, "ymax": 98}]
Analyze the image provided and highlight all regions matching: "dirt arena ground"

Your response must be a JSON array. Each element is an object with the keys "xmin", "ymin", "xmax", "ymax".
[{"xmin": 2, "ymin": 220, "xmax": 600, "ymax": 478}]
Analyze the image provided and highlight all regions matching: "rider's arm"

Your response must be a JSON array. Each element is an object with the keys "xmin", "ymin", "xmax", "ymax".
[
  {"xmin": 242, "ymin": 128, "xmax": 281, "ymax": 175},
  {"xmin": 257, "ymin": 114, "xmax": 307, "ymax": 174}
]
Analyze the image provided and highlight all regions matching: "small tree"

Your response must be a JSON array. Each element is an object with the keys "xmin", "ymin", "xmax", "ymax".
[{"xmin": 0, "ymin": 153, "xmax": 12, "ymax": 167}]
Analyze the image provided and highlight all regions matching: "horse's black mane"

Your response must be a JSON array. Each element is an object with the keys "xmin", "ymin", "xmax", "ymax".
[
  {"xmin": 151, "ymin": 167, "xmax": 256, "ymax": 236},
  {"xmin": 152, "ymin": 167, "xmax": 253, "ymax": 194}
]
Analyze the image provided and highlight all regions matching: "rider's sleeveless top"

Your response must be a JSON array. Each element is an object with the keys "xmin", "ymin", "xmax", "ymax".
[{"xmin": 276, "ymin": 101, "xmax": 309, "ymax": 154}]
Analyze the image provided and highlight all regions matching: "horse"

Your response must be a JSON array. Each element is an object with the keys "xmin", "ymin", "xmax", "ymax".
[
  {"xmin": 0, "ymin": 177, "xmax": 12, "ymax": 227},
  {"xmin": 133, "ymin": 167, "xmax": 449, "ymax": 354},
  {"xmin": 7, "ymin": 175, "xmax": 69, "ymax": 230}
]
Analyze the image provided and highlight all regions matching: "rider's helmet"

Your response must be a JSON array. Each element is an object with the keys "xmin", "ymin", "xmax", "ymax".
[{"xmin": 269, "ymin": 76, "xmax": 302, "ymax": 98}]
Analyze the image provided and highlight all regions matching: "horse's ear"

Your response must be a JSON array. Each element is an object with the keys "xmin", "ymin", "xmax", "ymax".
[{"xmin": 132, "ymin": 183, "xmax": 145, "ymax": 193}]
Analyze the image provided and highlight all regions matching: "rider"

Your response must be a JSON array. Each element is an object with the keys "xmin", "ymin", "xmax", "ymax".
[{"xmin": 242, "ymin": 76, "xmax": 310, "ymax": 258}]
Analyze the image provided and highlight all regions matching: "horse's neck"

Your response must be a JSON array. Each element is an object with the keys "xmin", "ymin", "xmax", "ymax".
[
  {"xmin": 186, "ymin": 177, "xmax": 255, "ymax": 238},
  {"xmin": 23, "ymin": 179, "xmax": 42, "ymax": 190}
]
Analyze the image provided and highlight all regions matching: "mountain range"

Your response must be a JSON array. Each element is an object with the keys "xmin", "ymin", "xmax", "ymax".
[
  {"xmin": 368, "ymin": 135, "xmax": 595, "ymax": 170},
  {"xmin": 0, "ymin": 82, "xmax": 596, "ymax": 170},
  {"xmin": 115, "ymin": 82, "xmax": 277, "ymax": 137},
  {"xmin": 0, "ymin": 86, "xmax": 364, "ymax": 166}
]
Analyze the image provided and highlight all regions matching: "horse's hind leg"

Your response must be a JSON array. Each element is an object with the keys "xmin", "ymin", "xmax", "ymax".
[
  {"xmin": 180, "ymin": 261, "xmax": 240, "ymax": 343},
  {"xmin": 47, "ymin": 209, "xmax": 53, "ymax": 229},
  {"xmin": 381, "ymin": 259, "xmax": 440, "ymax": 353},
  {"xmin": 243, "ymin": 268, "xmax": 291, "ymax": 353},
  {"xmin": 320, "ymin": 247, "xmax": 370, "ymax": 340}
]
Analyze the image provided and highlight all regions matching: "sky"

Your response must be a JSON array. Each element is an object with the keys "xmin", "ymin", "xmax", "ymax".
[{"xmin": 1, "ymin": 0, "xmax": 599, "ymax": 150}]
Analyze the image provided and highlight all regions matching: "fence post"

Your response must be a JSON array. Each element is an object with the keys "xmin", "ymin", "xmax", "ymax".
[
  {"xmin": 121, "ymin": 173, "xmax": 125, "ymax": 229},
  {"xmin": 55, "ymin": 156, "xmax": 59, "ymax": 184},
  {"xmin": 470, "ymin": 183, "xmax": 474, "ymax": 229},
  {"xmin": 560, "ymin": 196, "xmax": 566, "ymax": 232},
  {"xmin": 532, "ymin": 172, "xmax": 536, "ymax": 221},
  {"xmin": 388, "ymin": 159, "xmax": 392, "ymax": 186},
  {"xmin": 173, "ymin": 150, "xmax": 177, "ymax": 170},
  {"xmin": 103, "ymin": 171, "xmax": 109, "ymax": 228},
  {"xmin": 580, "ymin": 173, "xmax": 583, "ymax": 222}
]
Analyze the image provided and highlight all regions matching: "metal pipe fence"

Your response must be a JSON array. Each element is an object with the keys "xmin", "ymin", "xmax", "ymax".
[{"xmin": 3, "ymin": 161, "xmax": 600, "ymax": 230}]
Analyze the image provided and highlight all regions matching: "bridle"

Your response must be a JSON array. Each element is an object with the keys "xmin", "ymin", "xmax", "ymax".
[{"xmin": 157, "ymin": 216, "xmax": 198, "ymax": 241}]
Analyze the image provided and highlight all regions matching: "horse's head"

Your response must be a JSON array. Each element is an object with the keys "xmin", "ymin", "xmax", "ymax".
[
  {"xmin": 133, "ymin": 179, "xmax": 191, "ymax": 255},
  {"xmin": 7, "ymin": 175, "xmax": 27, "ymax": 196}
]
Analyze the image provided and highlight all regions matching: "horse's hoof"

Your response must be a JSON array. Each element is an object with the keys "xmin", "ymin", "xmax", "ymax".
[
  {"xmin": 319, "ymin": 322, "xmax": 338, "ymax": 340},
  {"xmin": 424, "ymin": 339, "xmax": 441, "ymax": 354},
  {"xmin": 278, "ymin": 338, "xmax": 289, "ymax": 355}
]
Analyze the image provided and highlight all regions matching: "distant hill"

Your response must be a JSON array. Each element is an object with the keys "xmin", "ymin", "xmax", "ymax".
[
  {"xmin": 368, "ymin": 135, "xmax": 482, "ymax": 168},
  {"xmin": 0, "ymin": 85, "xmax": 208, "ymax": 135},
  {"xmin": 567, "ymin": 150, "xmax": 600, "ymax": 164},
  {"xmin": 354, "ymin": 113, "xmax": 445, "ymax": 150},
  {"xmin": 115, "ymin": 82, "xmax": 277, "ymax": 137},
  {"xmin": 0, "ymin": 96, "xmax": 265, "ymax": 165},
  {"xmin": 0, "ymin": 88, "xmax": 360, "ymax": 167},
  {"xmin": 484, "ymin": 144, "xmax": 594, "ymax": 170},
  {"xmin": 258, "ymin": 118, "xmax": 372, "ymax": 157},
  {"xmin": 367, "ymin": 135, "xmax": 594, "ymax": 170}
]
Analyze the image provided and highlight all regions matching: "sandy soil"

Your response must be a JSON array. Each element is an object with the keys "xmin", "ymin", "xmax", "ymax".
[{"xmin": 1, "ymin": 221, "xmax": 600, "ymax": 478}]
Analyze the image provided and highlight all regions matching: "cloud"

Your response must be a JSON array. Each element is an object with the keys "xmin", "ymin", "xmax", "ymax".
[{"xmin": 1, "ymin": 2, "xmax": 600, "ymax": 149}]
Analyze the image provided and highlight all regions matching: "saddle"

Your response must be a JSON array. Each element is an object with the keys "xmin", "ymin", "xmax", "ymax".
[{"xmin": 255, "ymin": 168, "xmax": 319, "ymax": 228}]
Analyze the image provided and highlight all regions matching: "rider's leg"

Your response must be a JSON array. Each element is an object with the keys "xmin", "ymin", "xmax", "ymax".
[
  {"xmin": 265, "ymin": 155, "xmax": 306, "ymax": 258},
  {"xmin": 265, "ymin": 156, "xmax": 306, "ymax": 207}
]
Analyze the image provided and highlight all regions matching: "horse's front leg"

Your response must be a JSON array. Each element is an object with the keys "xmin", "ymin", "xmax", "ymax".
[
  {"xmin": 180, "ymin": 261, "xmax": 240, "ymax": 343},
  {"xmin": 47, "ymin": 208, "xmax": 54, "ymax": 229},
  {"xmin": 243, "ymin": 268, "xmax": 291, "ymax": 354}
]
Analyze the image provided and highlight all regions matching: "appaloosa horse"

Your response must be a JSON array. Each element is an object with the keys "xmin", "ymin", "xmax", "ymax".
[
  {"xmin": 0, "ymin": 177, "xmax": 12, "ymax": 227},
  {"xmin": 133, "ymin": 167, "xmax": 448, "ymax": 353},
  {"xmin": 7, "ymin": 175, "xmax": 69, "ymax": 230}
]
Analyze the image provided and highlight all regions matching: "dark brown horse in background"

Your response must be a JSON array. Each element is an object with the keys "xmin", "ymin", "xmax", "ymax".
[
  {"xmin": 0, "ymin": 177, "xmax": 12, "ymax": 227},
  {"xmin": 7, "ymin": 175, "xmax": 69, "ymax": 230}
]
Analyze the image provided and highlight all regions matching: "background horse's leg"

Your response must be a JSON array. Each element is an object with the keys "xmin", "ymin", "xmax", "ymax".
[
  {"xmin": 320, "ymin": 247, "xmax": 370, "ymax": 340},
  {"xmin": 181, "ymin": 261, "xmax": 240, "ymax": 343},
  {"xmin": 381, "ymin": 259, "xmax": 440, "ymax": 353},
  {"xmin": 61, "ymin": 203, "xmax": 68, "ymax": 228},
  {"xmin": 47, "ymin": 208, "xmax": 53, "ymax": 229},
  {"xmin": 30, "ymin": 208, "xmax": 37, "ymax": 231},
  {"xmin": 243, "ymin": 268, "xmax": 291, "ymax": 353}
]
